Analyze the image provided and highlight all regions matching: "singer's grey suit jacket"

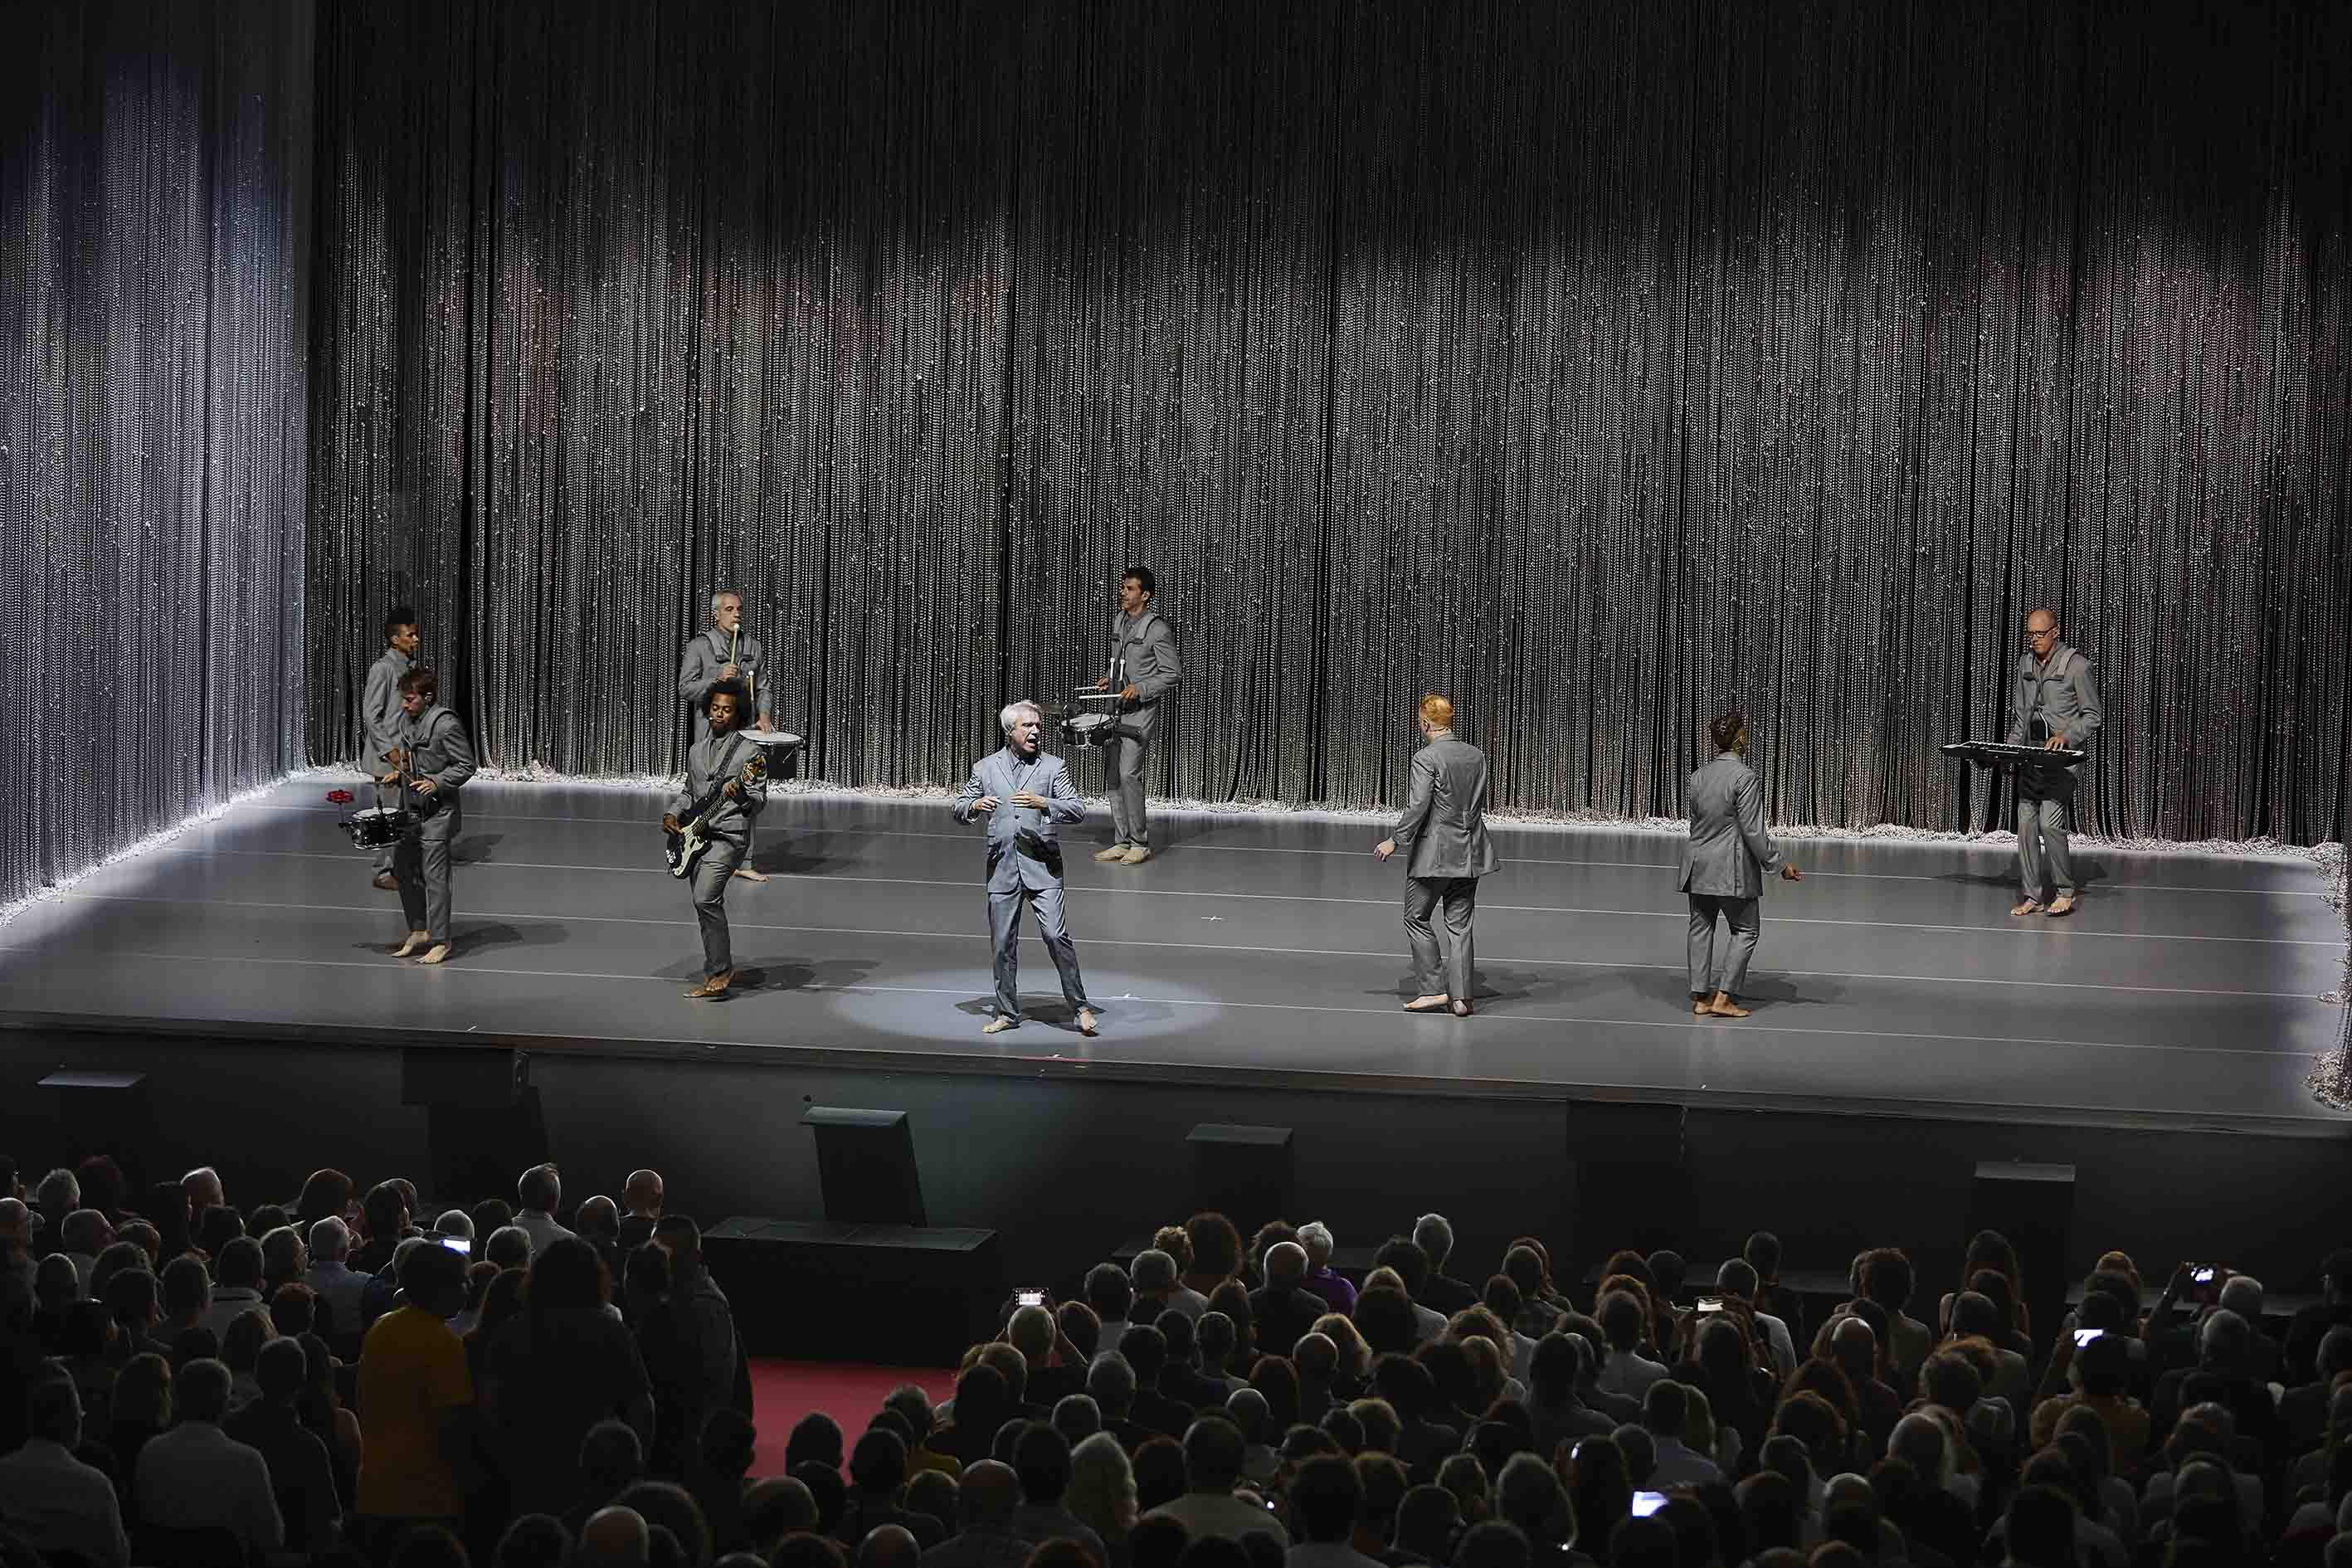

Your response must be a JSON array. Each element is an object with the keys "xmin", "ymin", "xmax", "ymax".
[
  {"xmin": 1391, "ymin": 735, "xmax": 1500, "ymax": 880},
  {"xmin": 953, "ymin": 747, "xmax": 1088, "ymax": 894},
  {"xmin": 1678, "ymin": 752, "xmax": 1784, "ymax": 898}
]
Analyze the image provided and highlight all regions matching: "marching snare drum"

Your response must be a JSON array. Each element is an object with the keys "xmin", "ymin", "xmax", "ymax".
[
  {"xmin": 743, "ymin": 728, "xmax": 802, "ymax": 779},
  {"xmin": 340, "ymin": 805, "xmax": 412, "ymax": 850},
  {"xmin": 1057, "ymin": 712, "xmax": 1121, "ymax": 749}
]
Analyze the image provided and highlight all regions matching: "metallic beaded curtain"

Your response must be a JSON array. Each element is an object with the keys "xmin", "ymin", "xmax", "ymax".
[
  {"xmin": 2, "ymin": 0, "xmax": 312, "ymax": 911},
  {"xmin": 308, "ymin": 0, "xmax": 2351, "ymax": 855}
]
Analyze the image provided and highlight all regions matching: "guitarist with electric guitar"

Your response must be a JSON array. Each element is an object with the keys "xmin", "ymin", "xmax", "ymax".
[{"xmin": 663, "ymin": 679, "xmax": 768, "ymax": 999}]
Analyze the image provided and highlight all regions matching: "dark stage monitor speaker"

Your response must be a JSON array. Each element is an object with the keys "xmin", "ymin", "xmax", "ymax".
[
  {"xmin": 401, "ymin": 1049, "xmax": 543, "ymax": 1201},
  {"xmin": 42, "ymin": 1069, "xmax": 155, "ymax": 1187},
  {"xmin": 1567, "ymin": 1099, "xmax": 1689, "ymax": 1262},
  {"xmin": 1186, "ymin": 1123, "xmax": 1292, "ymax": 1230},
  {"xmin": 1969, "ymin": 1159, "xmax": 2074, "ymax": 1342},
  {"xmin": 402, "ymin": 1046, "xmax": 528, "ymax": 1107},
  {"xmin": 803, "ymin": 1107, "xmax": 926, "ymax": 1226}
]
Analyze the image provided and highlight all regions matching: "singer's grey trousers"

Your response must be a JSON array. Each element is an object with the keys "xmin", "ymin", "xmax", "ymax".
[
  {"xmin": 394, "ymin": 796, "xmax": 462, "ymax": 943},
  {"xmin": 987, "ymin": 883, "xmax": 1089, "ymax": 1020}
]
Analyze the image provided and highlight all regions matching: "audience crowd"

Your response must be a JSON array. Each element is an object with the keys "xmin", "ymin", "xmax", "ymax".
[{"xmin": 2, "ymin": 1151, "xmax": 2350, "ymax": 1568}]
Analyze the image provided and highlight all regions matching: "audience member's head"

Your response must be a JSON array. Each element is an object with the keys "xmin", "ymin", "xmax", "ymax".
[
  {"xmin": 496, "ymin": 1516, "xmax": 575, "ymax": 1568},
  {"xmin": 787, "ymin": 1411, "xmax": 846, "ymax": 1472},
  {"xmin": 518, "ymin": 1163, "xmax": 562, "ymax": 1217},
  {"xmin": 580, "ymin": 1507, "xmax": 653, "ymax": 1568},
  {"xmin": 1086, "ymin": 1262, "xmax": 1135, "ymax": 1326},
  {"xmin": 614, "ymin": 1481, "xmax": 713, "ymax": 1568},
  {"xmin": 175, "ymin": 1356, "xmax": 234, "ymax": 1423}
]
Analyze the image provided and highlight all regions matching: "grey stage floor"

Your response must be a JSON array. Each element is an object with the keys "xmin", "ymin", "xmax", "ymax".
[{"xmin": 1, "ymin": 778, "xmax": 2345, "ymax": 1133}]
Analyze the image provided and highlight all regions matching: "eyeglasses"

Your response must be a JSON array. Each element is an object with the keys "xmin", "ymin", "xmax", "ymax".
[{"xmin": 2022, "ymin": 627, "xmax": 2057, "ymax": 643}]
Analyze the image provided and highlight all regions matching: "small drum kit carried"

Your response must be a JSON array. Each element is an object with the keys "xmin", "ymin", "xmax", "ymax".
[{"xmin": 1051, "ymin": 690, "xmax": 1132, "ymax": 751}]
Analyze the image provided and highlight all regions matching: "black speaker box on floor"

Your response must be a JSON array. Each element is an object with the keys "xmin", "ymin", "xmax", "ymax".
[
  {"xmin": 402, "ymin": 1048, "xmax": 544, "ymax": 1202},
  {"xmin": 803, "ymin": 1106, "xmax": 927, "ymax": 1226},
  {"xmin": 1970, "ymin": 1159, "xmax": 2074, "ymax": 1342},
  {"xmin": 1187, "ymin": 1123, "xmax": 1293, "ymax": 1232},
  {"xmin": 1568, "ymin": 1099, "xmax": 1690, "ymax": 1263}
]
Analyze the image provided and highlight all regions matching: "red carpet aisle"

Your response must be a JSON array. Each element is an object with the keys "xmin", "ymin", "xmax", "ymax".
[{"xmin": 750, "ymin": 1361, "xmax": 957, "ymax": 1473}]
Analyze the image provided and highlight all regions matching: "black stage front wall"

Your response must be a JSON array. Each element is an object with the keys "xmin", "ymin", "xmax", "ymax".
[{"xmin": 6, "ymin": 1025, "xmax": 2345, "ymax": 1308}]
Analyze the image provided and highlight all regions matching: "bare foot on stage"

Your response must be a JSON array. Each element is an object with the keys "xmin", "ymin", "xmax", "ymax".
[
  {"xmin": 1077, "ymin": 1008, "xmax": 1099, "ymax": 1036},
  {"xmin": 373, "ymin": 871, "xmax": 399, "ymax": 891},
  {"xmin": 982, "ymin": 1015, "xmax": 1018, "ymax": 1035},
  {"xmin": 1693, "ymin": 996, "xmax": 1711, "ymax": 1016},
  {"xmin": 731, "ymin": 866, "xmax": 767, "ymax": 883},
  {"xmin": 392, "ymin": 930, "xmax": 428, "ymax": 957},
  {"xmin": 414, "ymin": 943, "xmax": 452, "ymax": 966},
  {"xmin": 2045, "ymin": 894, "xmax": 2077, "ymax": 917},
  {"xmin": 1703, "ymin": 992, "xmax": 1751, "ymax": 1019},
  {"xmin": 684, "ymin": 972, "xmax": 731, "ymax": 999},
  {"xmin": 1450, "ymin": 1000, "xmax": 1473, "ymax": 1017},
  {"xmin": 2010, "ymin": 899, "xmax": 2043, "ymax": 917},
  {"xmin": 1403, "ymin": 995, "xmax": 1450, "ymax": 1012}
]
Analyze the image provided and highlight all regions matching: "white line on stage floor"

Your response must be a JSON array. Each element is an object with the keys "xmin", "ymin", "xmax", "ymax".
[
  {"xmin": 171, "ymin": 849, "xmax": 2345, "ymax": 946},
  {"xmin": 27, "ymin": 890, "xmax": 2340, "ymax": 1002},
  {"xmin": 0, "ymin": 942, "xmax": 2315, "ymax": 1063},
  {"xmin": 231, "ymin": 800, "xmax": 2327, "ymax": 896}
]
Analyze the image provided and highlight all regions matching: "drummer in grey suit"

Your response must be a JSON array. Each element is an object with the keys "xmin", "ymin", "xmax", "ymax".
[
  {"xmin": 954, "ymin": 700, "xmax": 1099, "ymax": 1037},
  {"xmin": 1681, "ymin": 713, "xmax": 1802, "ymax": 1019},
  {"xmin": 1087, "ymin": 566, "xmax": 1180, "ymax": 865},
  {"xmin": 2004, "ymin": 608, "xmax": 2102, "ymax": 918},
  {"xmin": 678, "ymin": 589, "xmax": 772, "ymax": 742},
  {"xmin": 383, "ymin": 666, "xmax": 477, "ymax": 967},
  {"xmin": 1376, "ymin": 696, "xmax": 1499, "ymax": 1018},
  {"xmin": 362, "ymin": 606, "xmax": 419, "ymax": 889}
]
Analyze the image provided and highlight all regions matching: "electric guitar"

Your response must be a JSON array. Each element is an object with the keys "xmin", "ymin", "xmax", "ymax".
[{"xmin": 665, "ymin": 752, "xmax": 768, "ymax": 879}]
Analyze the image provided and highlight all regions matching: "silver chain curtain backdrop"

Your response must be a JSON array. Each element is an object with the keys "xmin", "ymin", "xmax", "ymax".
[
  {"xmin": 3, "ymin": 0, "xmax": 313, "ymax": 911},
  {"xmin": 304, "ymin": 0, "xmax": 2351, "ymax": 853}
]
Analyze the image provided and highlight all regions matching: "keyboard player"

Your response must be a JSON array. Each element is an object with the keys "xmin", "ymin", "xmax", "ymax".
[{"xmin": 2005, "ymin": 609, "xmax": 2103, "ymax": 918}]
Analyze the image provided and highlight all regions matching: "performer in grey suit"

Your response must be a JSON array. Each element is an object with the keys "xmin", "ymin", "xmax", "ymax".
[
  {"xmin": 361, "ymin": 606, "xmax": 419, "ymax": 889},
  {"xmin": 954, "ymin": 700, "xmax": 1098, "ymax": 1036},
  {"xmin": 1376, "ymin": 696, "xmax": 1499, "ymax": 1017},
  {"xmin": 678, "ymin": 589, "xmax": 773, "ymax": 743},
  {"xmin": 1680, "ymin": 713, "xmax": 1802, "ymax": 1019},
  {"xmin": 1087, "ymin": 566, "xmax": 1180, "ymax": 865},
  {"xmin": 383, "ymin": 667, "xmax": 477, "ymax": 967},
  {"xmin": 662, "ymin": 680, "xmax": 767, "ymax": 999},
  {"xmin": 2004, "ymin": 608, "xmax": 2103, "ymax": 918}
]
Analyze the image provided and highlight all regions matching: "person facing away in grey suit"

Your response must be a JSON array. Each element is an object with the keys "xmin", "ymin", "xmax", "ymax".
[
  {"xmin": 953, "ymin": 700, "xmax": 1099, "ymax": 1038},
  {"xmin": 2004, "ymin": 607, "xmax": 2102, "ymax": 919},
  {"xmin": 1084, "ymin": 565, "xmax": 1181, "ymax": 865},
  {"xmin": 1680, "ymin": 713, "xmax": 1801, "ymax": 1020},
  {"xmin": 362, "ymin": 606, "xmax": 420, "ymax": 890},
  {"xmin": 382, "ymin": 666, "xmax": 477, "ymax": 967},
  {"xmin": 662, "ymin": 680, "xmax": 767, "ymax": 1000},
  {"xmin": 1375, "ymin": 695, "xmax": 1500, "ymax": 1018}
]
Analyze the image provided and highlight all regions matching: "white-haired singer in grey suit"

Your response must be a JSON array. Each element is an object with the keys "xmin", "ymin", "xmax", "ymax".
[
  {"xmin": 2004, "ymin": 608, "xmax": 2102, "ymax": 918},
  {"xmin": 1376, "ymin": 696, "xmax": 1499, "ymax": 1017},
  {"xmin": 1681, "ymin": 714, "xmax": 1802, "ymax": 1019},
  {"xmin": 954, "ymin": 701, "xmax": 1099, "ymax": 1037}
]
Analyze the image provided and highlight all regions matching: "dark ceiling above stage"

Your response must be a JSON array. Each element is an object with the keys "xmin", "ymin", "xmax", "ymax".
[{"xmin": 299, "ymin": 0, "xmax": 2352, "ymax": 843}]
